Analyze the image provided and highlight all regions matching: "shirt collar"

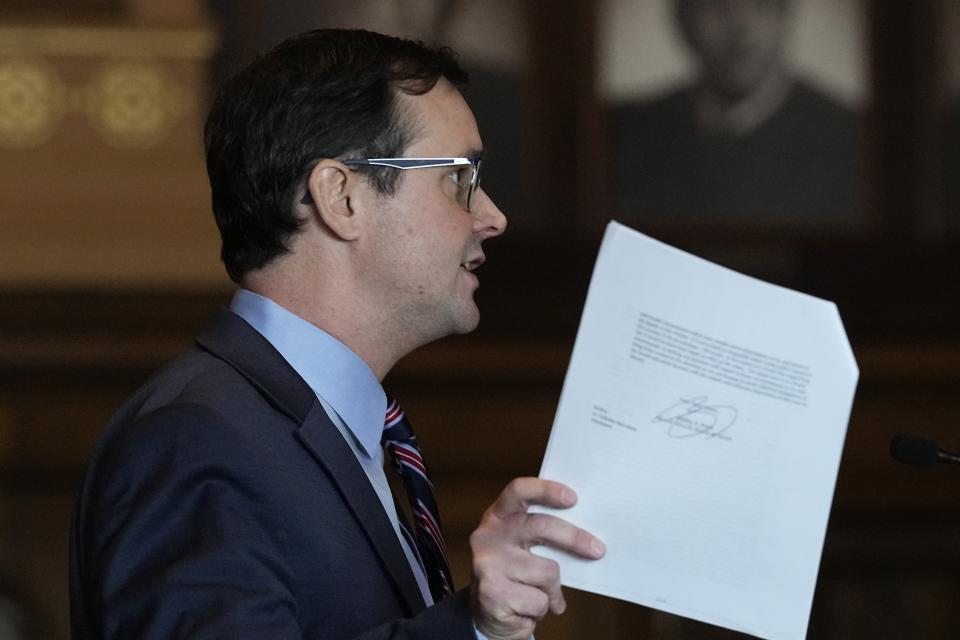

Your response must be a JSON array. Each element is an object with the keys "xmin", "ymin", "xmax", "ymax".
[{"xmin": 229, "ymin": 288, "xmax": 386, "ymax": 458}]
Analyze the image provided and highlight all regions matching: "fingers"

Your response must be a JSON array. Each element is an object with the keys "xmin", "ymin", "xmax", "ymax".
[
  {"xmin": 489, "ymin": 477, "xmax": 576, "ymax": 519},
  {"xmin": 471, "ymin": 573, "xmax": 548, "ymax": 639},
  {"xmin": 480, "ymin": 483, "xmax": 606, "ymax": 561},
  {"xmin": 471, "ymin": 478, "xmax": 606, "ymax": 640},
  {"xmin": 526, "ymin": 512, "xmax": 606, "ymax": 560},
  {"xmin": 475, "ymin": 543, "xmax": 565, "ymax": 615},
  {"xmin": 473, "ymin": 568, "xmax": 552, "ymax": 620},
  {"xmin": 521, "ymin": 553, "xmax": 565, "ymax": 615}
]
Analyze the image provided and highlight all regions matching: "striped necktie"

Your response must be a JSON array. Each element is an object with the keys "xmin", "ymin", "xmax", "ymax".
[{"xmin": 382, "ymin": 396, "xmax": 454, "ymax": 601}]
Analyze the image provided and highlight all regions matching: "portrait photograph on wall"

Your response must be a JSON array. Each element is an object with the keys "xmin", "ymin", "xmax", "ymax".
[{"xmin": 599, "ymin": 0, "xmax": 869, "ymax": 234}]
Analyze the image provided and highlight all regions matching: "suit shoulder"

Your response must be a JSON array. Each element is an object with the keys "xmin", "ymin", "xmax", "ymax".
[
  {"xmin": 88, "ymin": 348, "xmax": 298, "ymax": 483},
  {"xmin": 112, "ymin": 347, "xmax": 288, "ymax": 429}
]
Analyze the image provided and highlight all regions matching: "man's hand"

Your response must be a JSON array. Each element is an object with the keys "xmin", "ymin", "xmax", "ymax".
[{"xmin": 469, "ymin": 478, "xmax": 605, "ymax": 640}]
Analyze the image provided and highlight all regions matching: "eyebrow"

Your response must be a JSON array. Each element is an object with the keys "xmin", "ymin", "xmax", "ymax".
[{"xmin": 462, "ymin": 148, "xmax": 484, "ymax": 159}]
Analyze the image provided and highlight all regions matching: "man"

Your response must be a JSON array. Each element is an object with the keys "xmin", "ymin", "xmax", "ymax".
[
  {"xmin": 70, "ymin": 29, "xmax": 604, "ymax": 639},
  {"xmin": 610, "ymin": 0, "xmax": 861, "ymax": 227}
]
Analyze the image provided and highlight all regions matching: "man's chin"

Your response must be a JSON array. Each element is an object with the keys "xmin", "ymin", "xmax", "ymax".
[
  {"xmin": 454, "ymin": 310, "xmax": 481, "ymax": 335},
  {"xmin": 451, "ymin": 301, "xmax": 481, "ymax": 335}
]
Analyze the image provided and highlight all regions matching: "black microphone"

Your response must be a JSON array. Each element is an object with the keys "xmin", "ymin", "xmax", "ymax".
[{"xmin": 890, "ymin": 433, "xmax": 960, "ymax": 468}]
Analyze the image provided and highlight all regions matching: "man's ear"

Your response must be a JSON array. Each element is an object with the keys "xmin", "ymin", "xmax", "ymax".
[{"xmin": 302, "ymin": 159, "xmax": 363, "ymax": 241}]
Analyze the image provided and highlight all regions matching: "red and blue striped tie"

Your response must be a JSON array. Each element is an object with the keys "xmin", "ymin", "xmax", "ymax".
[{"xmin": 382, "ymin": 396, "xmax": 454, "ymax": 601}]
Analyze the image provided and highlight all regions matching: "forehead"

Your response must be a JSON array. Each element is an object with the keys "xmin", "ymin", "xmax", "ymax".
[{"xmin": 397, "ymin": 79, "xmax": 483, "ymax": 156}]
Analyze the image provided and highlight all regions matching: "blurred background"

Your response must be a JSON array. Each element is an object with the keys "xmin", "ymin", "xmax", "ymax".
[{"xmin": 1, "ymin": 0, "xmax": 960, "ymax": 637}]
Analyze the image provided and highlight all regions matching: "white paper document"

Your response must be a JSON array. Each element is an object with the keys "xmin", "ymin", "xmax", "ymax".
[{"xmin": 534, "ymin": 222, "xmax": 858, "ymax": 640}]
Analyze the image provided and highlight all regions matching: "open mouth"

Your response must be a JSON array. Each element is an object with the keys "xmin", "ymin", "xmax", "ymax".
[{"xmin": 460, "ymin": 254, "xmax": 485, "ymax": 272}]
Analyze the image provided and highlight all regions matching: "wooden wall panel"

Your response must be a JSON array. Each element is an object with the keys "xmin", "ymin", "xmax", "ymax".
[{"xmin": 0, "ymin": 23, "xmax": 225, "ymax": 289}]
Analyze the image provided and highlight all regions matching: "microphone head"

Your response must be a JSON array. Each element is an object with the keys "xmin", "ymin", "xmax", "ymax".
[{"xmin": 890, "ymin": 433, "xmax": 941, "ymax": 468}]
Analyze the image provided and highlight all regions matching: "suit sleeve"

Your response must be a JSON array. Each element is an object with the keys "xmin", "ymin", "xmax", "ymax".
[
  {"xmin": 77, "ymin": 403, "xmax": 476, "ymax": 639},
  {"xmin": 350, "ymin": 589, "xmax": 477, "ymax": 640}
]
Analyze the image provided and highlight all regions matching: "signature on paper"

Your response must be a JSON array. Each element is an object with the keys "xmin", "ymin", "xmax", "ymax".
[{"xmin": 653, "ymin": 396, "xmax": 737, "ymax": 441}]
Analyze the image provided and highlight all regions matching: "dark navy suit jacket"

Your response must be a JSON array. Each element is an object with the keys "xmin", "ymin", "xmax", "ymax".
[{"xmin": 70, "ymin": 308, "xmax": 475, "ymax": 639}]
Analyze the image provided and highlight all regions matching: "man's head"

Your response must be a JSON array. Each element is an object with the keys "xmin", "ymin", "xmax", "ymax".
[
  {"xmin": 206, "ymin": 29, "xmax": 506, "ymax": 371},
  {"xmin": 204, "ymin": 29, "xmax": 469, "ymax": 282},
  {"xmin": 675, "ymin": 0, "xmax": 793, "ymax": 101}
]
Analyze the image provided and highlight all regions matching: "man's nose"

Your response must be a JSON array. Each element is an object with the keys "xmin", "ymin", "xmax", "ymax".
[{"xmin": 472, "ymin": 188, "xmax": 507, "ymax": 238}]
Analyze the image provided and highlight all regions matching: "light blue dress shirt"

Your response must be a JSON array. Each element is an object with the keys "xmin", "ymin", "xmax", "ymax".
[
  {"xmin": 230, "ymin": 289, "xmax": 433, "ymax": 604},
  {"xmin": 230, "ymin": 289, "xmax": 496, "ymax": 640}
]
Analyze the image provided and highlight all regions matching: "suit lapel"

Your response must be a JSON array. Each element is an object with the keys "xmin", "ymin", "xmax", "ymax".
[
  {"xmin": 295, "ymin": 406, "xmax": 426, "ymax": 614},
  {"xmin": 195, "ymin": 307, "xmax": 427, "ymax": 614}
]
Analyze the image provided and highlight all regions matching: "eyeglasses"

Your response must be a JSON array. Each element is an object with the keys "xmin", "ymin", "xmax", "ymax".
[{"xmin": 300, "ymin": 157, "xmax": 483, "ymax": 210}]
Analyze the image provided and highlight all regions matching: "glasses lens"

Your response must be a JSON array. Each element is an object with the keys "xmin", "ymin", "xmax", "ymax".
[
  {"xmin": 455, "ymin": 164, "xmax": 473, "ymax": 209},
  {"xmin": 465, "ymin": 160, "xmax": 482, "ymax": 211}
]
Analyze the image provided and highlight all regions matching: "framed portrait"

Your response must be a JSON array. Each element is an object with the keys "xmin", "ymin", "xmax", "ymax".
[{"xmin": 598, "ymin": 0, "xmax": 869, "ymax": 235}]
